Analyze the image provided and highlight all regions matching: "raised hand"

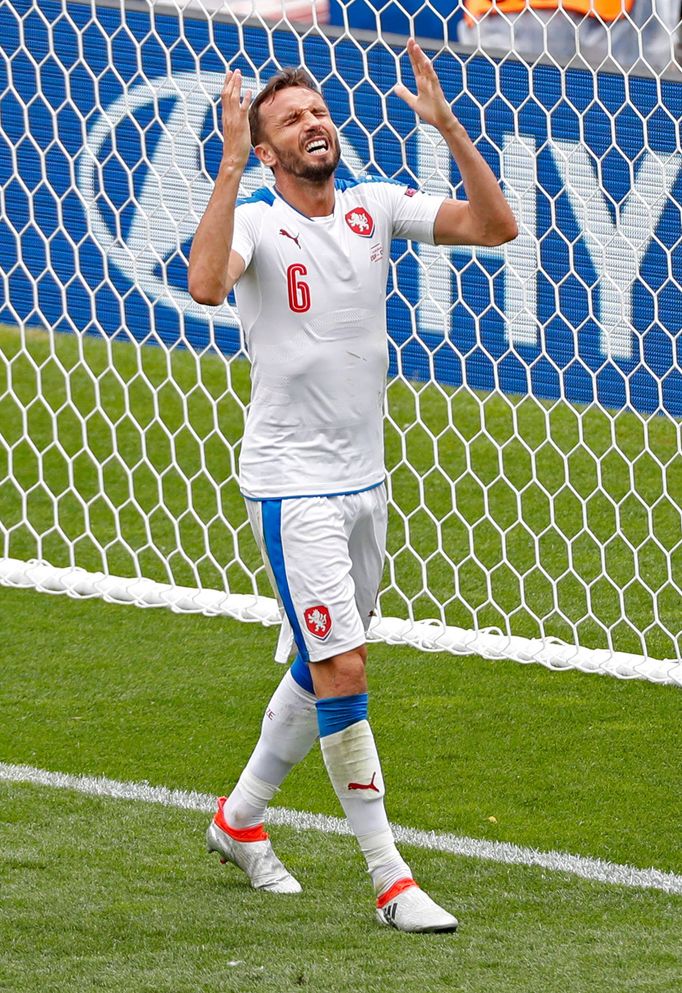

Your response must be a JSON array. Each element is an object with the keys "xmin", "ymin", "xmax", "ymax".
[
  {"xmin": 394, "ymin": 39, "xmax": 455, "ymax": 132},
  {"xmin": 220, "ymin": 68, "xmax": 252, "ymax": 170}
]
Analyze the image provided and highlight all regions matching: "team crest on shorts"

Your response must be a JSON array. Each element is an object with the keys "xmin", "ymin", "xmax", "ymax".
[
  {"xmin": 304, "ymin": 604, "xmax": 332, "ymax": 640},
  {"xmin": 345, "ymin": 207, "xmax": 375, "ymax": 238}
]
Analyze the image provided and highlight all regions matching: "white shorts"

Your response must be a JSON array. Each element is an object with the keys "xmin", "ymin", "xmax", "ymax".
[{"xmin": 246, "ymin": 484, "xmax": 387, "ymax": 663}]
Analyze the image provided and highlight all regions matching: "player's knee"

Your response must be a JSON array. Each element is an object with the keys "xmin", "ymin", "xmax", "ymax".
[
  {"xmin": 311, "ymin": 645, "xmax": 367, "ymax": 698},
  {"xmin": 329, "ymin": 645, "xmax": 367, "ymax": 680},
  {"xmin": 341, "ymin": 644, "xmax": 367, "ymax": 667}
]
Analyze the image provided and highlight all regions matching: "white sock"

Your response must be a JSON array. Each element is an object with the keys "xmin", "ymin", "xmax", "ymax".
[
  {"xmin": 223, "ymin": 670, "xmax": 318, "ymax": 829},
  {"xmin": 319, "ymin": 719, "xmax": 412, "ymax": 894}
]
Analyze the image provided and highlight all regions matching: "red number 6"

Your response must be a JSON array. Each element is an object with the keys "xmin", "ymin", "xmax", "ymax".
[{"xmin": 287, "ymin": 263, "xmax": 311, "ymax": 313}]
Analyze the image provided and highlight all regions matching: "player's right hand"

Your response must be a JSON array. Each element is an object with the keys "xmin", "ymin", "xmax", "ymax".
[{"xmin": 220, "ymin": 68, "xmax": 252, "ymax": 170}]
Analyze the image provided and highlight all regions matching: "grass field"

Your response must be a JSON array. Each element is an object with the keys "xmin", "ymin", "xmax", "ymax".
[
  {"xmin": 1, "ymin": 588, "xmax": 681, "ymax": 992},
  {"xmin": 1, "ymin": 323, "xmax": 682, "ymax": 990},
  {"xmin": 0, "ymin": 324, "xmax": 680, "ymax": 661}
]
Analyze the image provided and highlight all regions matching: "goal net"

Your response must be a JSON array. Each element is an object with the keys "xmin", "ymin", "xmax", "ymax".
[{"xmin": 1, "ymin": 0, "xmax": 680, "ymax": 684}]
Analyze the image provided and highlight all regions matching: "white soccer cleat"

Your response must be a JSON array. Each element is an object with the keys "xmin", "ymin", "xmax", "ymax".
[
  {"xmin": 376, "ymin": 879, "xmax": 458, "ymax": 933},
  {"xmin": 206, "ymin": 796, "xmax": 302, "ymax": 894}
]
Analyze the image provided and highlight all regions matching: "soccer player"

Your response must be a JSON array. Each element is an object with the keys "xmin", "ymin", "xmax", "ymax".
[{"xmin": 188, "ymin": 38, "xmax": 517, "ymax": 933}]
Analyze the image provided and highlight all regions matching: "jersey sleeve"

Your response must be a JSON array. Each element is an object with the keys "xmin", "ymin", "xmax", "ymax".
[
  {"xmin": 372, "ymin": 180, "xmax": 447, "ymax": 245},
  {"xmin": 231, "ymin": 202, "xmax": 259, "ymax": 270}
]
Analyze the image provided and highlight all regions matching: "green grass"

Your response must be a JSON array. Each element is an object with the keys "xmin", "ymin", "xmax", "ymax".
[
  {"xmin": 3, "ymin": 783, "xmax": 681, "ymax": 993},
  {"xmin": 1, "ymin": 586, "xmax": 681, "ymax": 992},
  {"xmin": 1, "ymin": 323, "xmax": 681, "ymax": 659},
  {"xmin": 3, "ymin": 588, "xmax": 681, "ymax": 874}
]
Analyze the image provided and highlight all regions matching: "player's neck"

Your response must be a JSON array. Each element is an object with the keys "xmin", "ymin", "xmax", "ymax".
[{"xmin": 274, "ymin": 175, "xmax": 335, "ymax": 218}]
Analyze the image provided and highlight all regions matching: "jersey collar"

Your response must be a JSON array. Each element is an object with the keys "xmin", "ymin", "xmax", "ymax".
[{"xmin": 273, "ymin": 186, "xmax": 336, "ymax": 222}]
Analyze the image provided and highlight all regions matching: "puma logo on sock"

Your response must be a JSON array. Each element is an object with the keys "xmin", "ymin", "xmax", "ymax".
[{"xmin": 347, "ymin": 771, "xmax": 379, "ymax": 793}]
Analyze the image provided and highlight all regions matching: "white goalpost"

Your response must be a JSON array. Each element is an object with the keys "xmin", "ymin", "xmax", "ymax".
[{"xmin": 0, "ymin": 0, "xmax": 680, "ymax": 685}]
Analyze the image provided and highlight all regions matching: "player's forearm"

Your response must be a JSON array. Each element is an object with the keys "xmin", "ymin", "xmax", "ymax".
[
  {"xmin": 439, "ymin": 118, "xmax": 518, "ymax": 246},
  {"xmin": 188, "ymin": 163, "xmax": 243, "ymax": 305}
]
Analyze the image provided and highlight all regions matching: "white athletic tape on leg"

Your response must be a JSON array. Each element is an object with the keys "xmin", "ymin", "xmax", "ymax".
[
  {"xmin": 358, "ymin": 828, "xmax": 406, "ymax": 874},
  {"xmin": 320, "ymin": 720, "xmax": 385, "ymax": 801},
  {"xmin": 236, "ymin": 769, "xmax": 280, "ymax": 806}
]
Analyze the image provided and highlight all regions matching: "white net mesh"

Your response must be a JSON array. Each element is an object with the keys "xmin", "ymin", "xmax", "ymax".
[{"xmin": 1, "ymin": 0, "xmax": 681, "ymax": 683}]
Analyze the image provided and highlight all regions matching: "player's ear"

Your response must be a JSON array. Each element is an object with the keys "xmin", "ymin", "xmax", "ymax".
[{"xmin": 254, "ymin": 143, "xmax": 276, "ymax": 168}]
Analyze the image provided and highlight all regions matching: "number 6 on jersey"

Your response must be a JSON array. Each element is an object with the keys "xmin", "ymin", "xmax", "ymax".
[{"xmin": 287, "ymin": 263, "xmax": 311, "ymax": 313}]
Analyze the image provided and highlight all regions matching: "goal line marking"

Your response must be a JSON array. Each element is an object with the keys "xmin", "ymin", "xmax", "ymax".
[{"xmin": 2, "ymin": 762, "xmax": 680, "ymax": 896}]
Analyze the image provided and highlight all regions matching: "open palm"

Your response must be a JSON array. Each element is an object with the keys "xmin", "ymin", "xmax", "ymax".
[{"xmin": 394, "ymin": 39, "xmax": 454, "ymax": 131}]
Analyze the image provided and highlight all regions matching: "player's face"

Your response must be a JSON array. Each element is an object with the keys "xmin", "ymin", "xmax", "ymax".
[{"xmin": 259, "ymin": 86, "xmax": 341, "ymax": 182}]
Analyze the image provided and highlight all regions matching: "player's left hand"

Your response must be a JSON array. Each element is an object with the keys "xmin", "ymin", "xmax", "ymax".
[{"xmin": 394, "ymin": 39, "xmax": 455, "ymax": 132}]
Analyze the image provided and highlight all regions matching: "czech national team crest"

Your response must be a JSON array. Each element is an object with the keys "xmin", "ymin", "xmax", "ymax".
[
  {"xmin": 304, "ymin": 604, "xmax": 332, "ymax": 640},
  {"xmin": 345, "ymin": 207, "xmax": 375, "ymax": 238}
]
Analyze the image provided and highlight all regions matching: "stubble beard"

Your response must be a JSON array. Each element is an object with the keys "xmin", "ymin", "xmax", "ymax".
[{"xmin": 275, "ymin": 134, "xmax": 342, "ymax": 183}]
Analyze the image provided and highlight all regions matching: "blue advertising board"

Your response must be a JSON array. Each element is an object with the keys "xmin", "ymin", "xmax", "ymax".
[
  {"xmin": 327, "ymin": 0, "xmax": 463, "ymax": 42},
  {"xmin": 0, "ymin": 0, "xmax": 680, "ymax": 415}
]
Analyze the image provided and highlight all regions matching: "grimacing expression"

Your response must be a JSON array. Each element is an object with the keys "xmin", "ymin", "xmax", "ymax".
[{"xmin": 258, "ymin": 87, "xmax": 342, "ymax": 182}]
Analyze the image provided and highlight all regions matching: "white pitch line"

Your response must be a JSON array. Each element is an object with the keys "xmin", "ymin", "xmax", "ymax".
[{"xmin": 2, "ymin": 762, "xmax": 681, "ymax": 896}]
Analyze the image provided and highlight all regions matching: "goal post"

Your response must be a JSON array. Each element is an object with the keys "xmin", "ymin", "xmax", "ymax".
[{"xmin": 0, "ymin": 0, "xmax": 680, "ymax": 685}]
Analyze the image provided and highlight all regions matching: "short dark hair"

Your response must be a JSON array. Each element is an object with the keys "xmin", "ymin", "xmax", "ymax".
[{"xmin": 248, "ymin": 67, "xmax": 323, "ymax": 146}]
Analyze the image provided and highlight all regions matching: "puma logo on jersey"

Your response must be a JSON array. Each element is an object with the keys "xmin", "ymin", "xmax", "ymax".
[
  {"xmin": 279, "ymin": 228, "xmax": 301, "ymax": 249},
  {"xmin": 347, "ymin": 771, "xmax": 380, "ymax": 793}
]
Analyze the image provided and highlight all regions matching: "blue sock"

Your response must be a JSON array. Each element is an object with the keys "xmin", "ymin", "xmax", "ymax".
[
  {"xmin": 290, "ymin": 652, "xmax": 314, "ymax": 694},
  {"xmin": 316, "ymin": 693, "xmax": 368, "ymax": 738}
]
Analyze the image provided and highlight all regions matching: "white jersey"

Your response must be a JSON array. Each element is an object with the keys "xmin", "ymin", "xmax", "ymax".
[{"xmin": 231, "ymin": 176, "xmax": 445, "ymax": 499}]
